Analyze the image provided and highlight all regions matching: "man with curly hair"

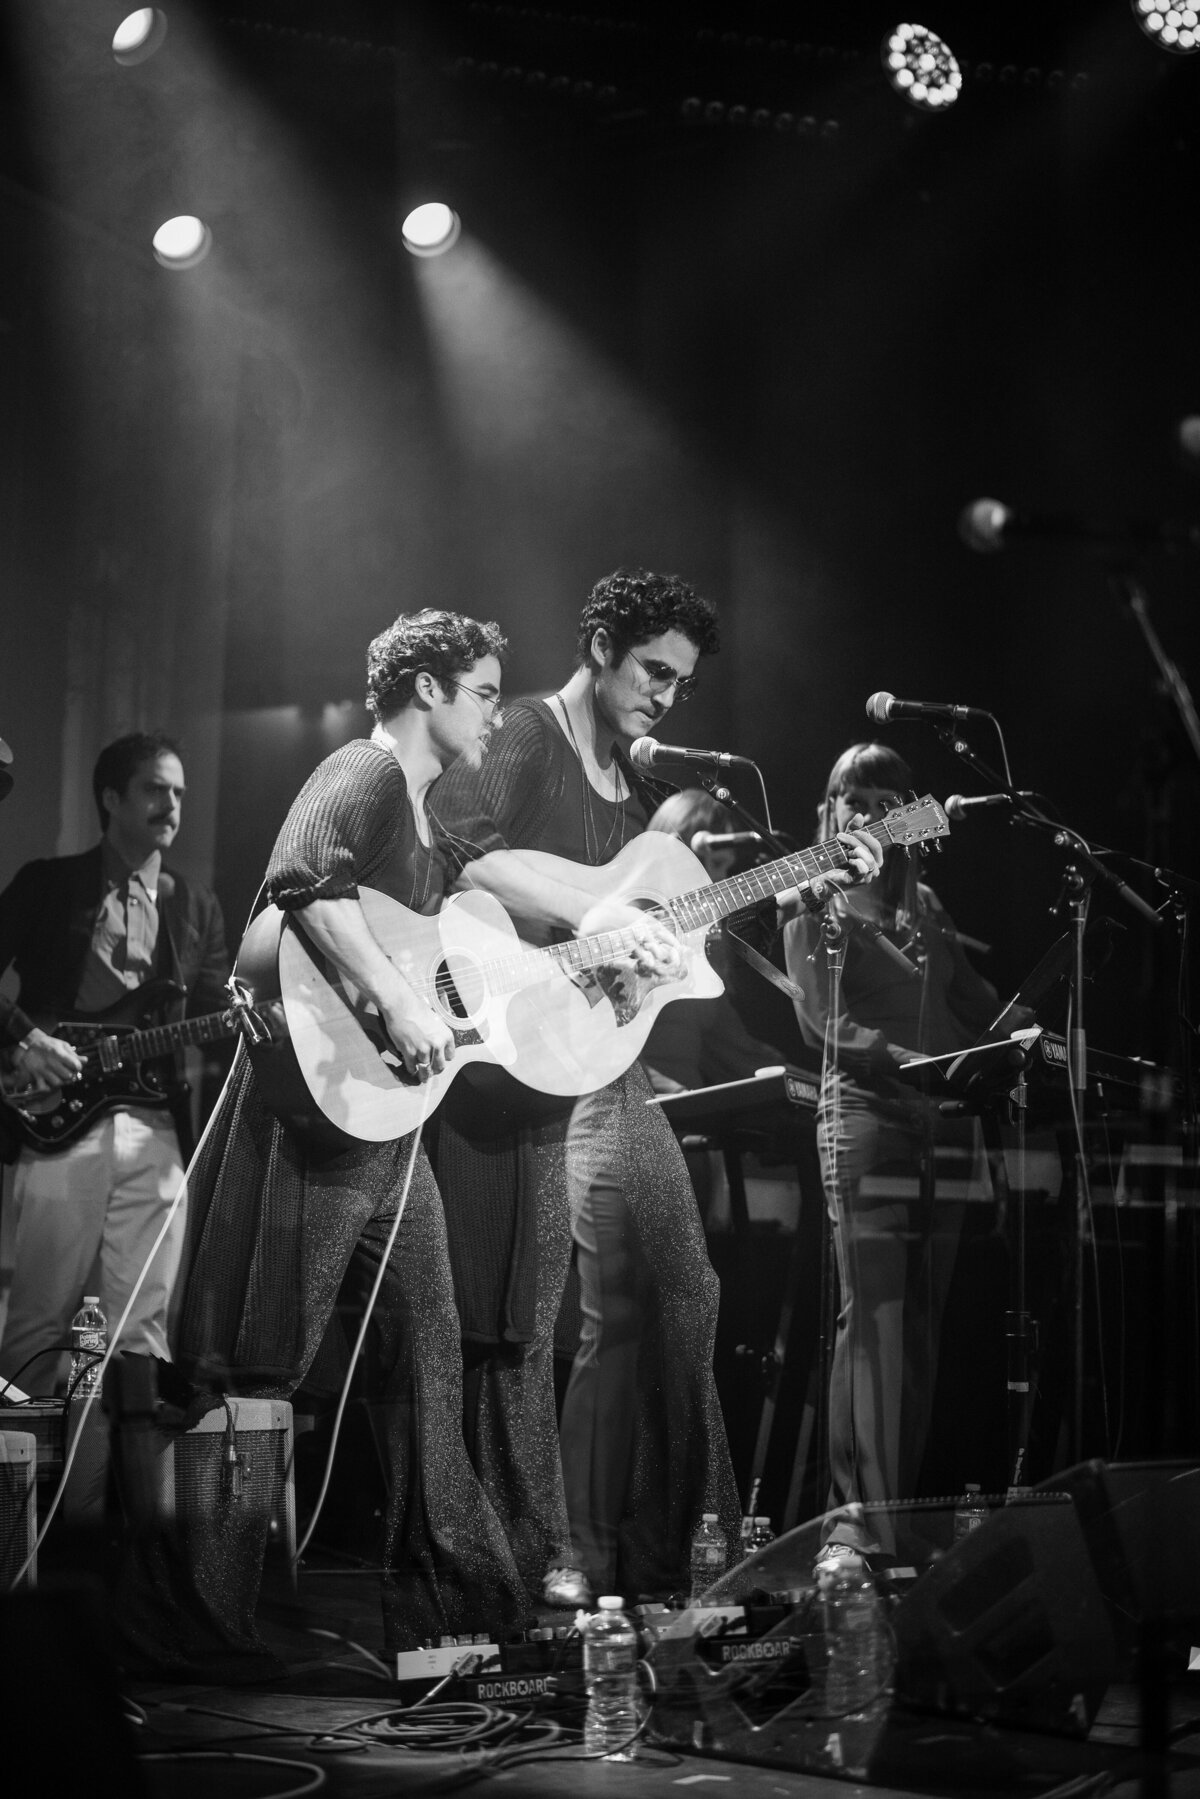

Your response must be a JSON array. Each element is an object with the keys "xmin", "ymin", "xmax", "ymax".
[
  {"xmin": 149, "ymin": 607, "xmax": 675, "ymax": 1674},
  {"xmin": 432, "ymin": 570, "xmax": 754, "ymax": 1604}
]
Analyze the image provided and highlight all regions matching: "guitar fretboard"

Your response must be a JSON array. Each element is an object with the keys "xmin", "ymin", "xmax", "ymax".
[
  {"xmin": 425, "ymin": 811, "xmax": 917, "ymax": 1005},
  {"xmin": 80, "ymin": 1010, "xmax": 235, "ymax": 1071}
]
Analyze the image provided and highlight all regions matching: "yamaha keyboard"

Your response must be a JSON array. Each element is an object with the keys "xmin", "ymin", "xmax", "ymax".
[
  {"xmin": 647, "ymin": 1066, "xmax": 818, "ymax": 1134},
  {"xmin": 1025, "ymin": 1033, "xmax": 1180, "ymax": 1117}
]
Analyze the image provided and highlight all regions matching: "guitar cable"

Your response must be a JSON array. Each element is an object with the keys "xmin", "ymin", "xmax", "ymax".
[{"xmin": 291, "ymin": 1080, "xmax": 434, "ymax": 1571}]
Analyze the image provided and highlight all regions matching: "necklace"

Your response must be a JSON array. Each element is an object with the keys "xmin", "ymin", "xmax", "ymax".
[
  {"xmin": 372, "ymin": 728, "xmax": 436, "ymax": 912},
  {"xmin": 552, "ymin": 693, "xmax": 627, "ymax": 866}
]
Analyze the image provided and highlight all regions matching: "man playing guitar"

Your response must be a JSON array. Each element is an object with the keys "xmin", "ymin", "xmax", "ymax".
[
  {"xmin": 0, "ymin": 731, "xmax": 229, "ymax": 1394},
  {"xmin": 432, "ymin": 568, "xmax": 883, "ymax": 1608}
]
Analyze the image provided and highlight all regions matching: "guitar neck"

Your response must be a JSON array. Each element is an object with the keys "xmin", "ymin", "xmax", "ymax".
[
  {"xmin": 664, "ymin": 834, "xmax": 862, "ymax": 933},
  {"xmin": 99, "ymin": 1009, "xmax": 234, "ymax": 1068},
  {"xmin": 545, "ymin": 820, "xmax": 888, "ymax": 976},
  {"xmin": 420, "ymin": 802, "xmax": 944, "ymax": 1004}
]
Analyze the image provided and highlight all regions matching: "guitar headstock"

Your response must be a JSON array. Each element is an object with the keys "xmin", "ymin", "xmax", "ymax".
[{"xmin": 879, "ymin": 794, "xmax": 950, "ymax": 848}]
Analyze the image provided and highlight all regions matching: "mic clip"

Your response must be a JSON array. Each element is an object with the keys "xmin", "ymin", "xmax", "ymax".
[{"xmin": 226, "ymin": 976, "xmax": 272, "ymax": 1047}]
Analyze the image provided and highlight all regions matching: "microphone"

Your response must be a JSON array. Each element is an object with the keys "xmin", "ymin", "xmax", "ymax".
[
  {"xmin": 866, "ymin": 692, "xmax": 991, "ymax": 725},
  {"xmin": 958, "ymin": 496, "xmax": 1200, "ymax": 555},
  {"xmin": 689, "ymin": 830, "xmax": 762, "ymax": 853},
  {"xmin": 628, "ymin": 737, "xmax": 756, "ymax": 773},
  {"xmin": 944, "ymin": 792, "xmax": 1031, "ymax": 820}
]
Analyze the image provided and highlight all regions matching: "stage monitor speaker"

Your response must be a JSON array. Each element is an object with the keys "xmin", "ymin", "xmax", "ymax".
[
  {"xmin": 648, "ymin": 1490, "xmax": 1127, "ymax": 1787},
  {"xmin": 1032, "ymin": 1458, "xmax": 1200, "ymax": 1662},
  {"xmin": 891, "ymin": 1491, "xmax": 1116, "ymax": 1736},
  {"xmin": 0, "ymin": 1430, "xmax": 37, "ymax": 1589}
]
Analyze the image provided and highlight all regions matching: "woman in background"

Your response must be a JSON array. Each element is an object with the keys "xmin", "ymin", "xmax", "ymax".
[{"xmin": 782, "ymin": 743, "xmax": 1015, "ymax": 1557}]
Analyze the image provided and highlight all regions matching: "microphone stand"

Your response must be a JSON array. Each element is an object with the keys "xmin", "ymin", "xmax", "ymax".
[
  {"xmin": 933, "ymin": 718, "xmax": 1183, "ymax": 1799},
  {"xmin": 1110, "ymin": 570, "xmax": 1200, "ymax": 767},
  {"xmin": 694, "ymin": 769, "xmax": 793, "ymax": 863}
]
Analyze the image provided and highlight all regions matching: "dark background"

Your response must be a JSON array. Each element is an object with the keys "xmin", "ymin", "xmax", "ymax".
[
  {"xmin": 3, "ymin": 0, "xmax": 1198, "ymax": 1059},
  {"xmin": 1, "ymin": 2, "xmax": 1198, "ymax": 1495}
]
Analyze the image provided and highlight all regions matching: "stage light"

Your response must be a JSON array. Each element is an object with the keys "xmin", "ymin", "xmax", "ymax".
[
  {"xmin": 151, "ymin": 214, "xmax": 211, "ymax": 269},
  {"xmin": 112, "ymin": 8, "xmax": 168, "ymax": 66},
  {"xmin": 401, "ymin": 202, "xmax": 461, "ymax": 258},
  {"xmin": 882, "ymin": 23, "xmax": 963, "ymax": 110},
  {"xmin": 1132, "ymin": 0, "xmax": 1200, "ymax": 53}
]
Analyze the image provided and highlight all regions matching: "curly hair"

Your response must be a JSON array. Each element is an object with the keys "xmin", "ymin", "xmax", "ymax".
[
  {"xmin": 366, "ymin": 609, "xmax": 507, "ymax": 721},
  {"xmin": 93, "ymin": 731, "xmax": 182, "ymax": 829},
  {"xmin": 575, "ymin": 567, "xmax": 719, "ymax": 668}
]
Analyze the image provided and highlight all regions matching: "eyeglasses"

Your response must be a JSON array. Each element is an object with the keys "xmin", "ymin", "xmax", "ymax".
[
  {"xmin": 452, "ymin": 682, "xmax": 503, "ymax": 720},
  {"xmin": 626, "ymin": 647, "xmax": 699, "ymax": 703}
]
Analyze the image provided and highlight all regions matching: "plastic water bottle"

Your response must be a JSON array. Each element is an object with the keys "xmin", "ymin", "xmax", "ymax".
[
  {"xmin": 69, "ymin": 1295, "xmax": 107, "ymax": 1400},
  {"xmin": 953, "ymin": 1482, "xmax": 989, "ymax": 1540},
  {"xmin": 748, "ymin": 1515, "xmax": 776, "ymax": 1557},
  {"xmin": 689, "ymin": 1512, "xmax": 727, "ymax": 1600},
  {"xmin": 822, "ymin": 1563, "xmax": 894, "ymax": 1721},
  {"xmin": 582, "ymin": 1596, "xmax": 640, "ymax": 1760}
]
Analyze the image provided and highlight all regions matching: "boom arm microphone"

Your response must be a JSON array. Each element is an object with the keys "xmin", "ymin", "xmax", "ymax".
[
  {"xmin": 959, "ymin": 497, "xmax": 1200, "ymax": 555},
  {"xmin": 944, "ymin": 792, "xmax": 1032, "ymax": 819},
  {"xmin": 689, "ymin": 830, "xmax": 762, "ymax": 853},
  {"xmin": 866, "ymin": 692, "xmax": 991, "ymax": 725},
  {"xmin": 628, "ymin": 737, "xmax": 756, "ymax": 773}
]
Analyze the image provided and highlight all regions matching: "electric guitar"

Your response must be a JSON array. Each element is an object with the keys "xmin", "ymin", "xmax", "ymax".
[
  {"xmin": 0, "ymin": 980, "xmax": 240, "ymax": 1152},
  {"xmin": 233, "ymin": 796, "xmax": 949, "ymax": 1143}
]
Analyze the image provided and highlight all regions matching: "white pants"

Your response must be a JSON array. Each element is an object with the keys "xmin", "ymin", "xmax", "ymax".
[{"xmin": 0, "ymin": 1109, "xmax": 185, "ymax": 1396}]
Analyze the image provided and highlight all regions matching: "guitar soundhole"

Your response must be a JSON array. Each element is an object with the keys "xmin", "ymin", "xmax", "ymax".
[{"xmin": 433, "ymin": 953, "xmax": 483, "ymax": 1024}]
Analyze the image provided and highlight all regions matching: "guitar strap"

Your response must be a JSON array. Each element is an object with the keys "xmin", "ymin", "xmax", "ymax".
[
  {"xmin": 722, "ymin": 921, "xmax": 806, "ymax": 1005},
  {"xmin": 152, "ymin": 870, "xmax": 186, "ymax": 1016}
]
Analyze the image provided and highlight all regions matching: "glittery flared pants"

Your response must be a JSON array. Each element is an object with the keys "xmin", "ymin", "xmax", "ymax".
[
  {"xmin": 818, "ymin": 1079, "xmax": 978, "ymax": 1531},
  {"xmin": 559, "ymin": 1063, "xmax": 741, "ymax": 1595}
]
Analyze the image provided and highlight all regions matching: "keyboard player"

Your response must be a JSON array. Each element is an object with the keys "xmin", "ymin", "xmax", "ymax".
[{"xmin": 781, "ymin": 742, "xmax": 1029, "ymax": 1561}]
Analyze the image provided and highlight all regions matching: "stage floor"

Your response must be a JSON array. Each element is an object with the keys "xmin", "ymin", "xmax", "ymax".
[{"xmin": 124, "ymin": 1563, "xmax": 1200, "ymax": 1799}]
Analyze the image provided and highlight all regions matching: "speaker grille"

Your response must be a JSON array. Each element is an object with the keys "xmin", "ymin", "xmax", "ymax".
[{"xmin": 0, "ymin": 1432, "xmax": 37, "ymax": 1590}]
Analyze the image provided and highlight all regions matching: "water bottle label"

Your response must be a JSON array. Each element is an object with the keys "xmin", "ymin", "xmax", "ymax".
[{"xmin": 586, "ymin": 1645, "xmax": 635, "ymax": 1675}]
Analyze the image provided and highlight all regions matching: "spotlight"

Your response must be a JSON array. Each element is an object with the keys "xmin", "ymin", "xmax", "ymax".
[
  {"xmin": 112, "ymin": 8, "xmax": 168, "ymax": 66},
  {"xmin": 882, "ymin": 23, "xmax": 963, "ymax": 110},
  {"xmin": 152, "ymin": 215, "xmax": 211, "ymax": 269},
  {"xmin": 401, "ymin": 202, "xmax": 461, "ymax": 258},
  {"xmin": 1132, "ymin": 0, "xmax": 1200, "ymax": 53}
]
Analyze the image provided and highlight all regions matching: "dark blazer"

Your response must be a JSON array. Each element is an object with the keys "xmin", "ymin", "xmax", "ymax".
[
  {"xmin": 0, "ymin": 844, "xmax": 230, "ymax": 1024},
  {"xmin": 0, "ymin": 845, "xmax": 231, "ymax": 1160}
]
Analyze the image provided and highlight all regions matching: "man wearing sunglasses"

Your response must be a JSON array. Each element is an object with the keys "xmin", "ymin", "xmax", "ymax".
[{"xmin": 432, "ymin": 568, "xmax": 882, "ymax": 1611}]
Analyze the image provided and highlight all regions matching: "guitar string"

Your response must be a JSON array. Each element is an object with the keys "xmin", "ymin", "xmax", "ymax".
[
  {"xmin": 418, "ymin": 807, "xmax": 936, "ymax": 1006},
  {"xmin": 30, "ymin": 811, "xmax": 936, "ymax": 1088}
]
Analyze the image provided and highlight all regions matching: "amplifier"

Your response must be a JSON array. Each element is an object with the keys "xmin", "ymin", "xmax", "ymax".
[
  {"xmin": 0, "ymin": 1402, "xmax": 64, "ymax": 1480},
  {"xmin": 176, "ymin": 1398, "xmax": 296, "ymax": 1572},
  {"xmin": 0, "ymin": 1431, "xmax": 37, "ymax": 1589}
]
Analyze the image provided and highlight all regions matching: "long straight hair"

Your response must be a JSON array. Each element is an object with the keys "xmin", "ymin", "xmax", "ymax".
[{"xmin": 816, "ymin": 741, "xmax": 920, "ymax": 929}]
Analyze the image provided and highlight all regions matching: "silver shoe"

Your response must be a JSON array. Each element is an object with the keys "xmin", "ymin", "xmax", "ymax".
[{"xmin": 542, "ymin": 1565, "xmax": 593, "ymax": 1609}]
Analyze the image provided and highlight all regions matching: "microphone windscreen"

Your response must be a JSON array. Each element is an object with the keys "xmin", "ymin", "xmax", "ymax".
[
  {"xmin": 1178, "ymin": 415, "xmax": 1200, "ymax": 470},
  {"xmin": 958, "ymin": 497, "xmax": 1009, "ymax": 553},
  {"xmin": 627, "ymin": 736, "xmax": 657, "ymax": 771},
  {"xmin": 865, "ymin": 692, "xmax": 894, "ymax": 725}
]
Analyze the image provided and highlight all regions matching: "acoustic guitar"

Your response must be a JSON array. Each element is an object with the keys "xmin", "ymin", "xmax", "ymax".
[{"xmin": 232, "ymin": 795, "xmax": 949, "ymax": 1143}]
